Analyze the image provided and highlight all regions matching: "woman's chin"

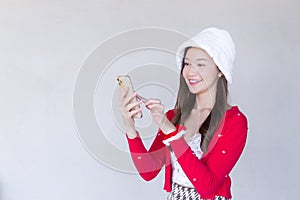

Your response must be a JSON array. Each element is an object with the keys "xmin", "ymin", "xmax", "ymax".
[{"xmin": 188, "ymin": 86, "xmax": 206, "ymax": 94}]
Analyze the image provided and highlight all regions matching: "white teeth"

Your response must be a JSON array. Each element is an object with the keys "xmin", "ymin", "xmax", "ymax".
[{"xmin": 189, "ymin": 79, "xmax": 201, "ymax": 83}]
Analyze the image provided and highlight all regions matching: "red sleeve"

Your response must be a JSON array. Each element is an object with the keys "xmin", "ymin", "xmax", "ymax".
[
  {"xmin": 169, "ymin": 113, "xmax": 248, "ymax": 196},
  {"xmin": 126, "ymin": 109, "xmax": 175, "ymax": 181}
]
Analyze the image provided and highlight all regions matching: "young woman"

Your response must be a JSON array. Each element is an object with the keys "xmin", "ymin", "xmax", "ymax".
[{"xmin": 119, "ymin": 27, "xmax": 248, "ymax": 200}]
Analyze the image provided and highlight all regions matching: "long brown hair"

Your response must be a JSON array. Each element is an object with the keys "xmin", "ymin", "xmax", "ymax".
[{"xmin": 171, "ymin": 47, "xmax": 228, "ymax": 152}]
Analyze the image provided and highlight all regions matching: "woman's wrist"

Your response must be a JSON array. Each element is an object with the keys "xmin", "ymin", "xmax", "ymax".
[
  {"xmin": 125, "ymin": 128, "xmax": 138, "ymax": 139},
  {"xmin": 126, "ymin": 132, "xmax": 137, "ymax": 139},
  {"xmin": 162, "ymin": 124, "xmax": 187, "ymax": 145},
  {"xmin": 158, "ymin": 116, "xmax": 176, "ymax": 134}
]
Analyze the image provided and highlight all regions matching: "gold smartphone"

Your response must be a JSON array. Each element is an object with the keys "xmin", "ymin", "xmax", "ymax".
[{"xmin": 117, "ymin": 75, "xmax": 142, "ymax": 118}]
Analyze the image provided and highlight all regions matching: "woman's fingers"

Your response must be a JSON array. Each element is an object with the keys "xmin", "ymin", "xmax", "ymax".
[
  {"xmin": 145, "ymin": 103, "xmax": 163, "ymax": 110},
  {"xmin": 120, "ymin": 88, "xmax": 138, "ymax": 108},
  {"xmin": 119, "ymin": 89, "xmax": 165, "ymax": 122},
  {"xmin": 144, "ymin": 98, "xmax": 162, "ymax": 110},
  {"xmin": 126, "ymin": 100, "xmax": 142, "ymax": 112},
  {"xmin": 145, "ymin": 100, "xmax": 163, "ymax": 108},
  {"xmin": 145, "ymin": 98, "xmax": 161, "ymax": 105},
  {"xmin": 129, "ymin": 107, "xmax": 143, "ymax": 118},
  {"xmin": 128, "ymin": 92, "xmax": 139, "ymax": 104},
  {"xmin": 136, "ymin": 94, "xmax": 148, "ymax": 103},
  {"xmin": 119, "ymin": 89, "xmax": 142, "ymax": 117}
]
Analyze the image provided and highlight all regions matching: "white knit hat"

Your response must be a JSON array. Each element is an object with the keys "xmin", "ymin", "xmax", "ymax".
[{"xmin": 176, "ymin": 27, "xmax": 236, "ymax": 85}]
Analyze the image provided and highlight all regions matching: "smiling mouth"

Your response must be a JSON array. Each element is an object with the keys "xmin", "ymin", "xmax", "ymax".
[{"xmin": 189, "ymin": 79, "xmax": 202, "ymax": 84}]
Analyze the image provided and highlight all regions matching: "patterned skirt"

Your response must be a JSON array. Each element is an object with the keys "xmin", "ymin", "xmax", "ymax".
[{"xmin": 167, "ymin": 182, "xmax": 230, "ymax": 200}]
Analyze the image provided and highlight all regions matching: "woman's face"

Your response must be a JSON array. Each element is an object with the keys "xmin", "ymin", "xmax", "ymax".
[{"xmin": 182, "ymin": 47, "xmax": 221, "ymax": 95}]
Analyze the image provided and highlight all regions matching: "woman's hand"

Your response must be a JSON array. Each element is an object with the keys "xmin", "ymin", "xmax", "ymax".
[
  {"xmin": 142, "ymin": 97, "xmax": 176, "ymax": 135},
  {"xmin": 119, "ymin": 87, "xmax": 142, "ymax": 138}
]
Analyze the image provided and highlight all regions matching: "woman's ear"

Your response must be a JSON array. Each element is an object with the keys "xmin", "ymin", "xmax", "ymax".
[{"xmin": 217, "ymin": 72, "xmax": 223, "ymax": 77}]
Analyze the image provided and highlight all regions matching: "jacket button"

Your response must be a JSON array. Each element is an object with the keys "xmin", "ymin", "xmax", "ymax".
[{"xmin": 137, "ymin": 156, "xmax": 142, "ymax": 160}]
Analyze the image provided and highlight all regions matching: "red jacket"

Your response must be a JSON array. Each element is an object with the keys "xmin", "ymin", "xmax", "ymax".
[{"xmin": 126, "ymin": 106, "xmax": 248, "ymax": 199}]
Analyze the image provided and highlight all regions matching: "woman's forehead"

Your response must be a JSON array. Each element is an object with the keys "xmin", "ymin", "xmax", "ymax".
[{"xmin": 185, "ymin": 47, "xmax": 211, "ymax": 61}]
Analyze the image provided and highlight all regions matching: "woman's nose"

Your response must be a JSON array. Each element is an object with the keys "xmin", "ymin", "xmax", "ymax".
[{"xmin": 187, "ymin": 64, "xmax": 199, "ymax": 74}]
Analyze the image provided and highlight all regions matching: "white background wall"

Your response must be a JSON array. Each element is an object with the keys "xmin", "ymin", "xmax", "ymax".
[{"xmin": 0, "ymin": 0, "xmax": 299, "ymax": 199}]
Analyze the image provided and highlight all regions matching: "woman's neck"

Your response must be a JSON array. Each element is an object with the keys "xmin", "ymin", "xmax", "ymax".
[{"xmin": 194, "ymin": 90, "xmax": 216, "ymax": 111}]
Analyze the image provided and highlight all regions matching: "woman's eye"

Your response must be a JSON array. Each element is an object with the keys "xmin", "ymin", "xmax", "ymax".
[{"xmin": 183, "ymin": 62, "xmax": 204, "ymax": 68}]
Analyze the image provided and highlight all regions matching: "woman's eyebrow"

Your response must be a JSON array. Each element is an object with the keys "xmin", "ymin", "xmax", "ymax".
[{"xmin": 184, "ymin": 58, "xmax": 208, "ymax": 61}]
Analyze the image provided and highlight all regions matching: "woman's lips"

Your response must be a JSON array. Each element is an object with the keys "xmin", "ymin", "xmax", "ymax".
[{"xmin": 189, "ymin": 79, "xmax": 202, "ymax": 85}]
